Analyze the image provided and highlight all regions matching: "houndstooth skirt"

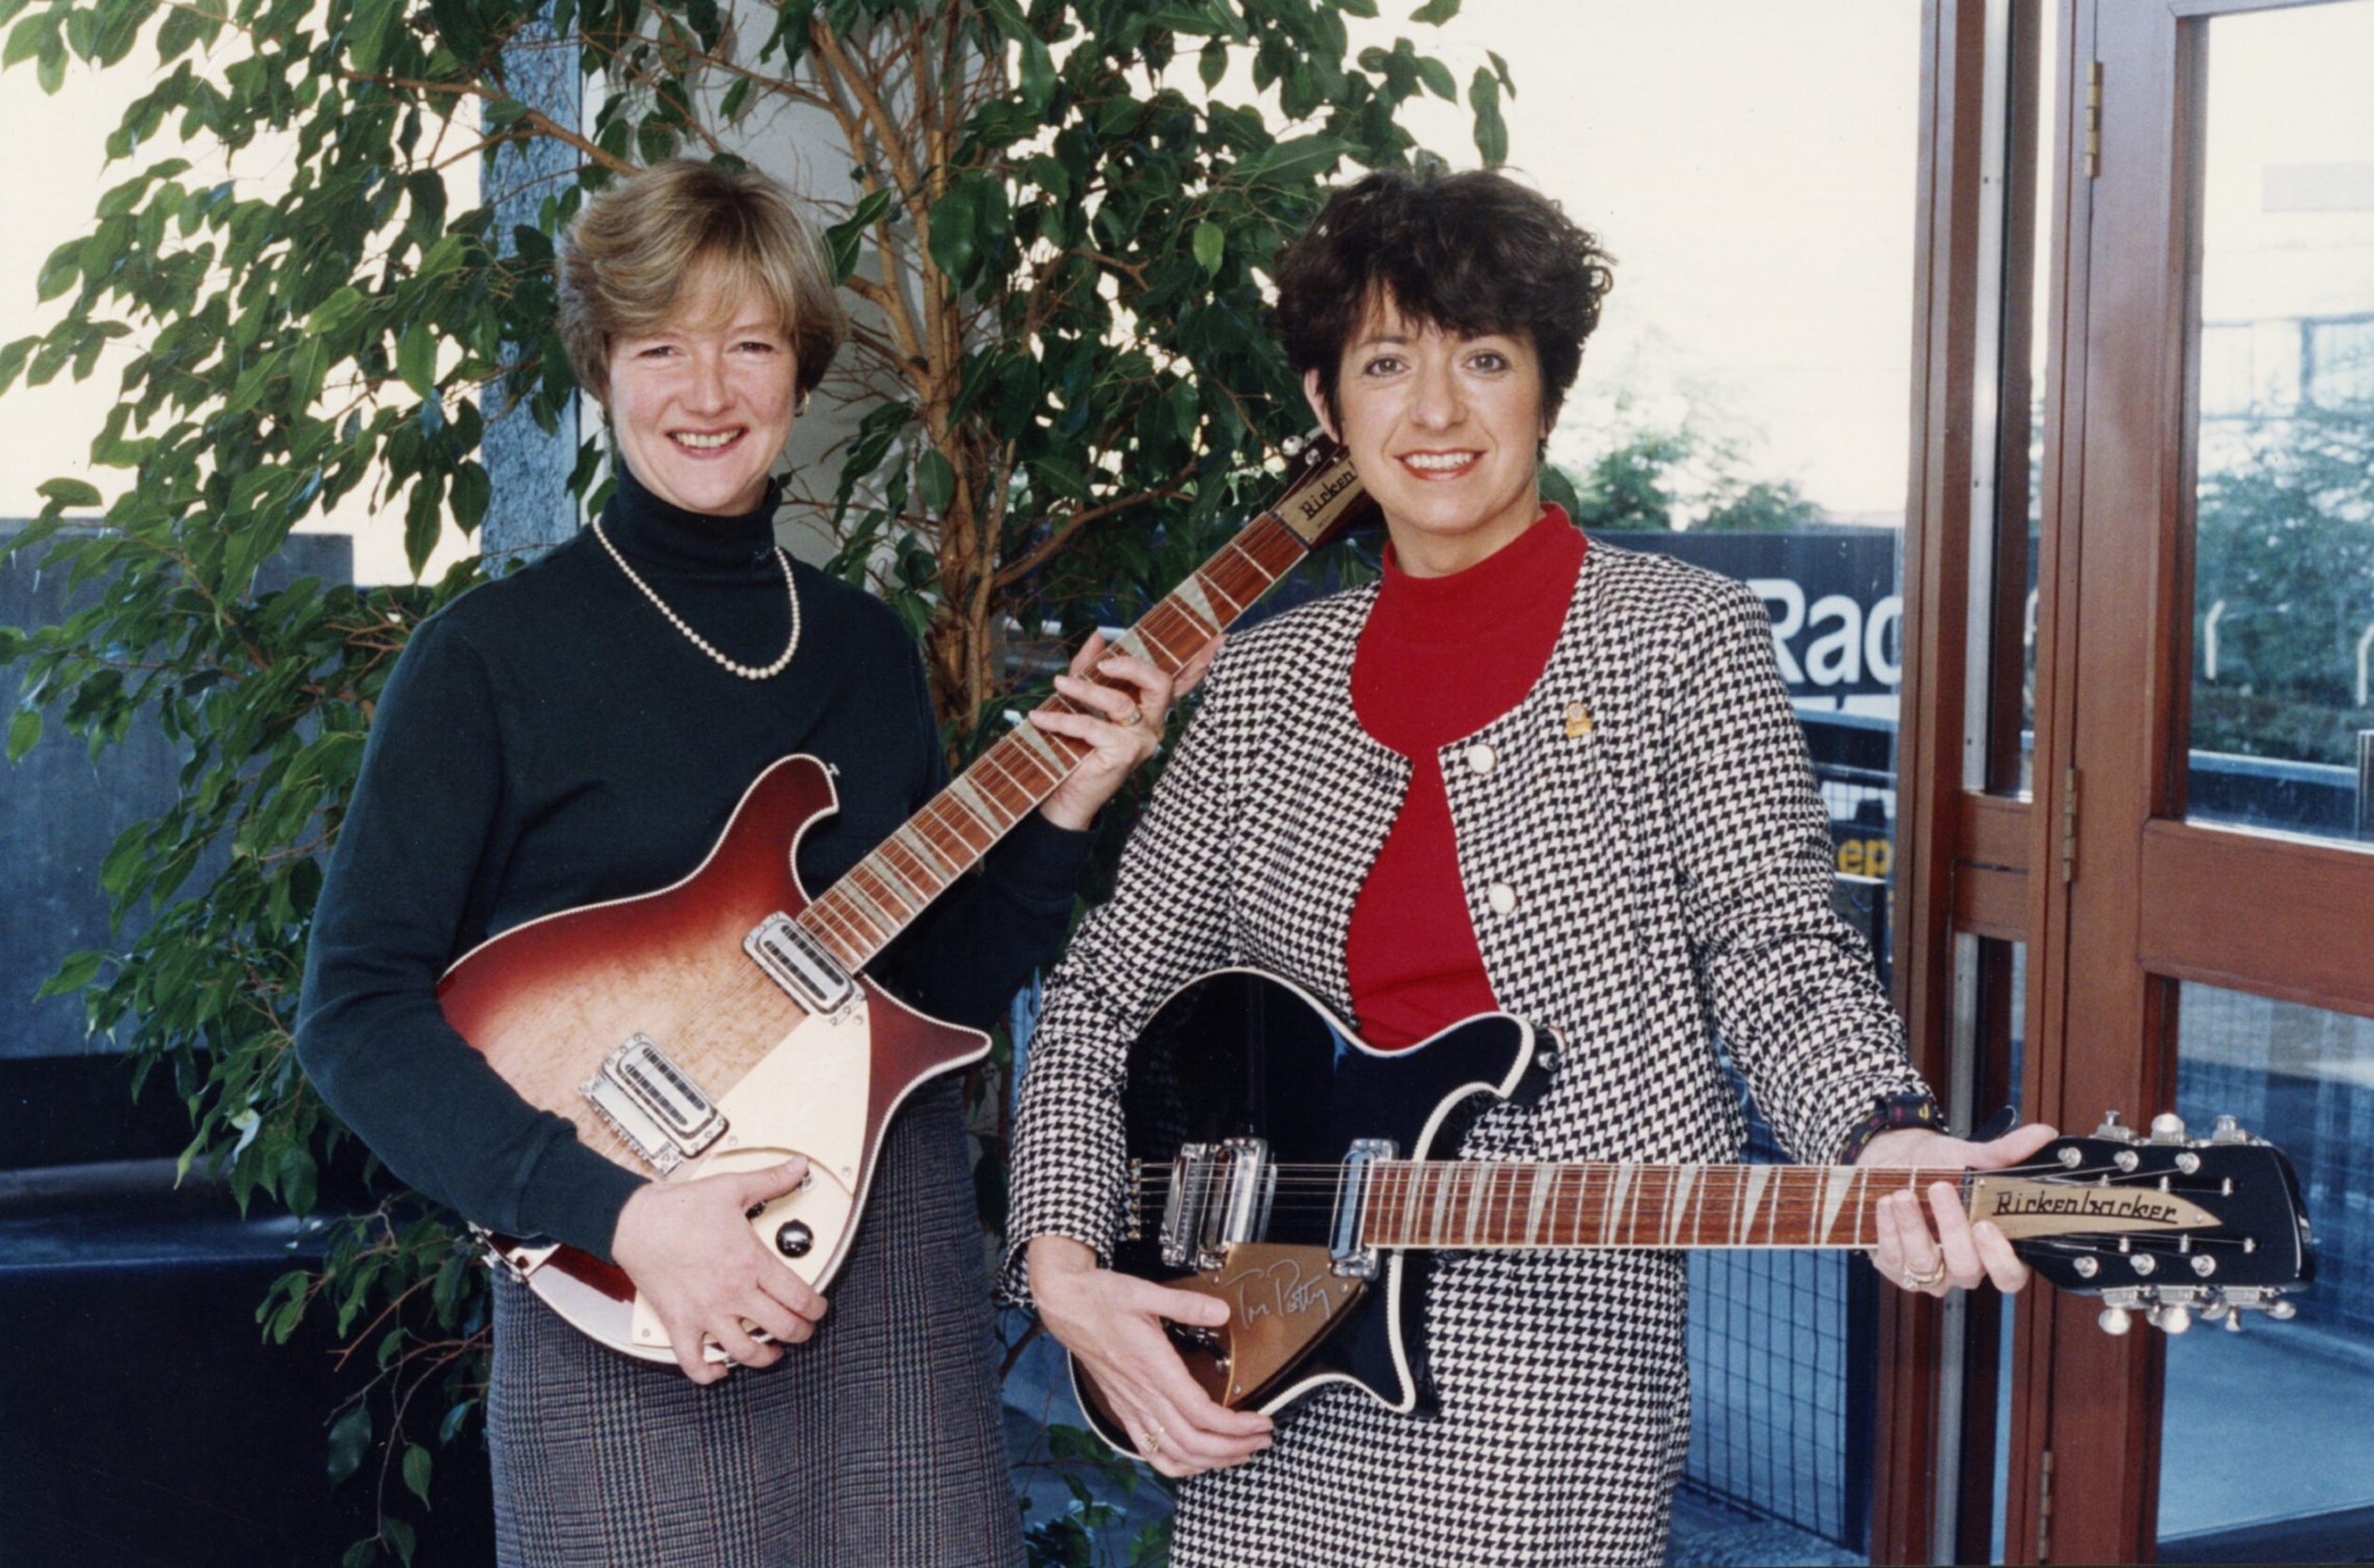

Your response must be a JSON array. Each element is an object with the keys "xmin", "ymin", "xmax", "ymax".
[{"xmin": 486, "ymin": 1079, "xmax": 1021, "ymax": 1567}]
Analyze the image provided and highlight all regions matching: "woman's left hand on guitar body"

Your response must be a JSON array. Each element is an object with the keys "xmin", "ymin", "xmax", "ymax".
[
  {"xmin": 1858, "ymin": 1122, "xmax": 2062, "ymax": 1297},
  {"xmin": 1026, "ymin": 1235, "xmax": 1274, "ymax": 1479},
  {"xmin": 1030, "ymin": 634, "xmax": 1219, "ymax": 832}
]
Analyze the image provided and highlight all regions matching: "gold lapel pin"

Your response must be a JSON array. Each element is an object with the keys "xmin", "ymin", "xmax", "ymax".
[{"xmin": 1564, "ymin": 700, "xmax": 1593, "ymax": 739}]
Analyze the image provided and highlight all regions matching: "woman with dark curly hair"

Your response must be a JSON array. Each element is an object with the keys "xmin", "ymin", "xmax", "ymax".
[{"xmin": 1004, "ymin": 167, "xmax": 2051, "ymax": 1564}]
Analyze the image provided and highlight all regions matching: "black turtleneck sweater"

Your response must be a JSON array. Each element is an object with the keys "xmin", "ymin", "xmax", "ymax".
[{"xmin": 296, "ymin": 468, "xmax": 1091, "ymax": 1259}]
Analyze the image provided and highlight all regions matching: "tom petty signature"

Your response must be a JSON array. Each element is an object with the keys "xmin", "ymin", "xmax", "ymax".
[{"xmin": 1220, "ymin": 1254, "xmax": 1347, "ymax": 1325}]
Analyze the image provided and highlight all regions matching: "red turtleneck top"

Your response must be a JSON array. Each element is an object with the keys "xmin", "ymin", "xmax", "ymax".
[{"xmin": 1347, "ymin": 506, "xmax": 1588, "ymax": 1049}]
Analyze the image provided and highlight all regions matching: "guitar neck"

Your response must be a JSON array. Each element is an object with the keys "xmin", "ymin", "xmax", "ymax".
[
  {"xmin": 1360, "ymin": 1161, "xmax": 1972, "ymax": 1251},
  {"xmin": 797, "ymin": 451, "xmax": 1370, "ymax": 975}
]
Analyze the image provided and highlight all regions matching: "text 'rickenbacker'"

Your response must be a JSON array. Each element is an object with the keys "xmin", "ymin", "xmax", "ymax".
[
  {"xmin": 1070, "ymin": 969, "xmax": 2316, "ymax": 1460},
  {"xmin": 437, "ymin": 442, "xmax": 1375, "ymax": 1363}
]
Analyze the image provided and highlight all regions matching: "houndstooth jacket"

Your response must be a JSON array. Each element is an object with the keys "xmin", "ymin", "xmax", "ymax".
[{"xmin": 1004, "ymin": 540, "xmax": 1927, "ymax": 1566}]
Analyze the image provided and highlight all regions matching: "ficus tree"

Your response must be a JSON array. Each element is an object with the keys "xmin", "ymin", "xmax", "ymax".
[{"xmin": 0, "ymin": 0, "xmax": 1510, "ymax": 1559}]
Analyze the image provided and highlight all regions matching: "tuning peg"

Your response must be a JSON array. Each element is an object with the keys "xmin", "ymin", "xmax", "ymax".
[
  {"xmin": 2094, "ymin": 1110, "xmax": 2138, "ymax": 1143},
  {"xmin": 2099, "ymin": 1305, "xmax": 2134, "ymax": 1336},
  {"xmin": 1280, "ymin": 435, "xmax": 1304, "ymax": 457},
  {"xmin": 2269, "ymin": 1299, "xmax": 2297, "ymax": 1321},
  {"xmin": 2210, "ymin": 1115, "xmax": 2248, "ymax": 1145},
  {"xmin": 2149, "ymin": 1112, "xmax": 2188, "ymax": 1144},
  {"xmin": 2149, "ymin": 1302, "xmax": 2194, "ymax": 1335},
  {"xmin": 2223, "ymin": 1307, "xmax": 2244, "ymax": 1333}
]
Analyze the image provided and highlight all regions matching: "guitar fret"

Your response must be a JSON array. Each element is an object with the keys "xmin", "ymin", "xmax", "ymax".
[
  {"xmin": 1429, "ymin": 1164, "xmax": 1456, "ymax": 1246},
  {"xmin": 1005, "ymin": 721, "xmax": 1071, "ymax": 778},
  {"xmin": 839, "ymin": 870, "xmax": 907, "ymax": 936},
  {"xmin": 1525, "ymin": 1164, "xmax": 1550, "ymax": 1245},
  {"xmin": 1736, "ymin": 1165, "xmax": 1771, "ymax": 1245},
  {"xmin": 926, "ymin": 794, "xmax": 993, "ymax": 856},
  {"xmin": 895, "ymin": 821, "xmax": 959, "ymax": 882},
  {"xmin": 1167, "ymin": 577, "xmax": 1223, "ymax": 638},
  {"xmin": 945, "ymin": 775, "xmax": 1010, "ymax": 836},
  {"xmin": 819, "ymin": 889, "xmax": 887, "ymax": 951},
  {"xmin": 1819, "ymin": 1166, "xmax": 1857, "ymax": 1245},
  {"xmin": 866, "ymin": 844, "xmax": 934, "ymax": 907},
  {"xmin": 1464, "ymin": 1163, "xmax": 1492, "ymax": 1244},
  {"xmin": 1666, "ymin": 1167, "xmax": 1696, "ymax": 1246}
]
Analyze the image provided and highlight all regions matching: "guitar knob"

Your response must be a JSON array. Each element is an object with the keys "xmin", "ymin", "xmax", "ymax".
[
  {"xmin": 2268, "ymin": 1299, "xmax": 2297, "ymax": 1321},
  {"xmin": 2223, "ymin": 1307, "xmax": 2244, "ymax": 1333},
  {"xmin": 2099, "ymin": 1306, "xmax": 2134, "ymax": 1336},
  {"xmin": 1280, "ymin": 435, "xmax": 1304, "ymax": 456},
  {"xmin": 775, "ymin": 1220, "xmax": 814, "ymax": 1259},
  {"xmin": 2153, "ymin": 1304, "xmax": 2193, "ymax": 1335},
  {"xmin": 2150, "ymin": 1112, "xmax": 2187, "ymax": 1144}
]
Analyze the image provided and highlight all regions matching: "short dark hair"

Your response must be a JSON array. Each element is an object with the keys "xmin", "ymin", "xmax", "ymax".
[{"xmin": 1270, "ymin": 169, "xmax": 1614, "ymax": 423}]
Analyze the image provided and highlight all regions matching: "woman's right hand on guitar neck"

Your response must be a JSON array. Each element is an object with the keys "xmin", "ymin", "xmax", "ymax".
[
  {"xmin": 1026, "ymin": 1235, "xmax": 1273, "ymax": 1478},
  {"xmin": 612, "ymin": 1157, "xmax": 829, "ymax": 1383}
]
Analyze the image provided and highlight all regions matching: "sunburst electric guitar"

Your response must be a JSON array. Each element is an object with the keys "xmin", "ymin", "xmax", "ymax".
[
  {"xmin": 1069, "ymin": 969, "xmax": 2316, "ymax": 1457},
  {"xmin": 440, "ymin": 442, "xmax": 1374, "ymax": 1362}
]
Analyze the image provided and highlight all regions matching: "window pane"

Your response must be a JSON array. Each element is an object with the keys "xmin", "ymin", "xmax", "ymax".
[
  {"xmin": 2156, "ymin": 980, "xmax": 2374, "ymax": 1555},
  {"xmin": 2182, "ymin": 1, "xmax": 2374, "ymax": 847}
]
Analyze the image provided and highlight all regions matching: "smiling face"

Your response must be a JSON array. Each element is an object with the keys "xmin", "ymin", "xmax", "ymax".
[
  {"xmin": 604, "ymin": 272, "xmax": 799, "ymax": 517},
  {"xmin": 1304, "ymin": 296, "xmax": 1549, "ymax": 578}
]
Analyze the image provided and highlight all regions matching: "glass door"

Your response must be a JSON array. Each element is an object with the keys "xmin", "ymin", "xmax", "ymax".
[{"xmin": 2013, "ymin": 1, "xmax": 2374, "ymax": 1560}]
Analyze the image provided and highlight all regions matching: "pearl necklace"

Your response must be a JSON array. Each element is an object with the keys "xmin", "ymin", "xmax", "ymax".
[{"xmin": 593, "ymin": 517, "xmax": 801, "ymax": 681}]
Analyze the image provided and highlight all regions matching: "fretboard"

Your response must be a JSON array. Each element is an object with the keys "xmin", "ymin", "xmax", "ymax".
[
  {"xmin": 1360, "ymin": 1161, "xmax": 1970, "ymax": 1251},
  {"xmin": 797, "ymin": 453, "xmax": 1366, "ymax": 975}
]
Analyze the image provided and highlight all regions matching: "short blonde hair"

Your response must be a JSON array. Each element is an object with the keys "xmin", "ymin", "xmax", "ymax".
[{"xmin": 557, "ymin": 160, "xmax": 848, "ymax": 404}]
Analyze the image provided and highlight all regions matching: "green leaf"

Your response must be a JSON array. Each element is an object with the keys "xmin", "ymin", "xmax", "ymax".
[
  {"xmin": 37, "ymin": 476, "xmax": 101, "ymax": 508},
  {"xmin": 33, "ymin": 948, "xmax": 105, "ymax": 998},
  {"xmin": 1469, "ymin": 68, "xmax": 1508, "ymax": 167},
  {"xmin": 396, "ymin": 322, "xmax": 436, "ymax": 399},
  {"xmin": 1414, "ymin": 55, "xmax": 1456, "ymax": 101},
  {"xmin": 1234, "ymin": 134, "xmax": 1351, "ymax": 189},
  {"xmin": 926, "ymin": 182, "xmax": 979, "ymax": 285},
  {"xmin": 346, "ymin": 0, "xmax": 400, "ymax": 74},
  {"xmin": 1192, "ymin": 221, "xmax": 1225, "ymax": 277},
  {"xmin": 8, "ymin": 708, "xmax": 42, "ymax": 764},
  {"xmin": 402, "ymin": 1443, "xmax": 432, "ymax": 1506},
  {"xmin": 326, "ymin": 1404, "xmax": 371, "ymax": 1487},
  {"xmin": 917, "ymin": 448, "xmax": 955, "ymax": 515},
  {"xmin": 1198, "ymin": 38, "xmax": 1226, "ymax": 90},
  {"xmin": 1411, "ymin": 0, "xmax": 1460, "ymax": 22},
  {"xmin": 824, "ymin": 186, "xmax": 895, "ymax": 282}
]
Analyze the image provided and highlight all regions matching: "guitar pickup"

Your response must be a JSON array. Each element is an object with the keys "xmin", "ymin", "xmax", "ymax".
[
  {"xmin": 1161, "ymin": 1139, "xmax": 1273, "ymax": 1271},
  {"xmin": 744, "ymin": 913, "xmax": 857, "ymax": 1016},
  {"xmin": 580, "ymin": 1035, "xmax": 725, "ymax": 1175}
]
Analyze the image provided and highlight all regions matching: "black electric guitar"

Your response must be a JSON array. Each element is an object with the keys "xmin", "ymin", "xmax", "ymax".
[{"xmin": 1068, "ymin": 968, "xmax": 2315, "ymax": 1459}]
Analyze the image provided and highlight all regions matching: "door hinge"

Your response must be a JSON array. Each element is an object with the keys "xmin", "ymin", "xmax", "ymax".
[
  {"xmin": 2059, "ymin": 766, "xmax": 2080, "ymax": 884},
  {"xmin": 2084, "ymin": 61, "xmax": 2104, "ymax": 178},
  {"xmin": 2037, "ymin": 1446, "xmax": 2055, "ymax": 1561}
]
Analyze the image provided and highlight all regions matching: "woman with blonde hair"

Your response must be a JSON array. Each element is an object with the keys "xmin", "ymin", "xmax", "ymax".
[{"xmin": 298, "ymin": 160, "xmax": 1180, "ymax": 1564}]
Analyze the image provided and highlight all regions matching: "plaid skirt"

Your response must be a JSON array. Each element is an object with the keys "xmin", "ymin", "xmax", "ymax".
[{"xmin": 487, "ymin": 1079, "xmax": 1021, "ymax": 1567}]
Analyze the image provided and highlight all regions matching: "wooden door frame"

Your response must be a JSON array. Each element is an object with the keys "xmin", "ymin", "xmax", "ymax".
[
  {"xmin": 2012, "ymin": 1, "xmax": 2374, "ymax": 1561},
  {"xmin": 1877, "ymin": 0, "xmax": 2059, "ymax": 1560}
]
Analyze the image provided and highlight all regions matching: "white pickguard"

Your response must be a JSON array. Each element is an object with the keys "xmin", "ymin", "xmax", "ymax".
[{"xmin": 625, "ymin": 997, "xmax": 875, "ymax": 1357}]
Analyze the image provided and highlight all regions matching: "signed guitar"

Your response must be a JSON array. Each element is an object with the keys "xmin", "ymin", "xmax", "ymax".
[
  {"xmin": 1068, "ymin": 968, "xmax": 2315, "ymax": 1457},
  {"xmin": 442, "ymin": 443, "xmax": 1374, "ymax": 1362}
]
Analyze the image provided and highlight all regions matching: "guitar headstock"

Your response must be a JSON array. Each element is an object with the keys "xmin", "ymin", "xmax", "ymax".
[
  {"xmin": 1271, "ymin": 430, "xmax": 1377, "ymax": 549},
  {"xmin": 1979, "ymin": 1110, "xmax": 2313, "ymax": 1336}
]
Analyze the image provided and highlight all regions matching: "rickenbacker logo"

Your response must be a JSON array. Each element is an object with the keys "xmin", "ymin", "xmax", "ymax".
[
  {"xmin": 1287, "ymin": 465, "xmax": 1361, "ymax": 537},
  {"xmin": 1996, "ymin": 1189, "xmax": 2182, "ymax": 1224}
]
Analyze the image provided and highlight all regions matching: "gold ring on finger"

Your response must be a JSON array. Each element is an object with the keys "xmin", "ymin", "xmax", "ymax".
[
  {"xmin": 1119, "ymin": 706, "xmax": 1144, "ymax": 728},
  {"xmin": 1904, "ymin": 1257, "xmax": 1948, "ymax": 1290}
]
